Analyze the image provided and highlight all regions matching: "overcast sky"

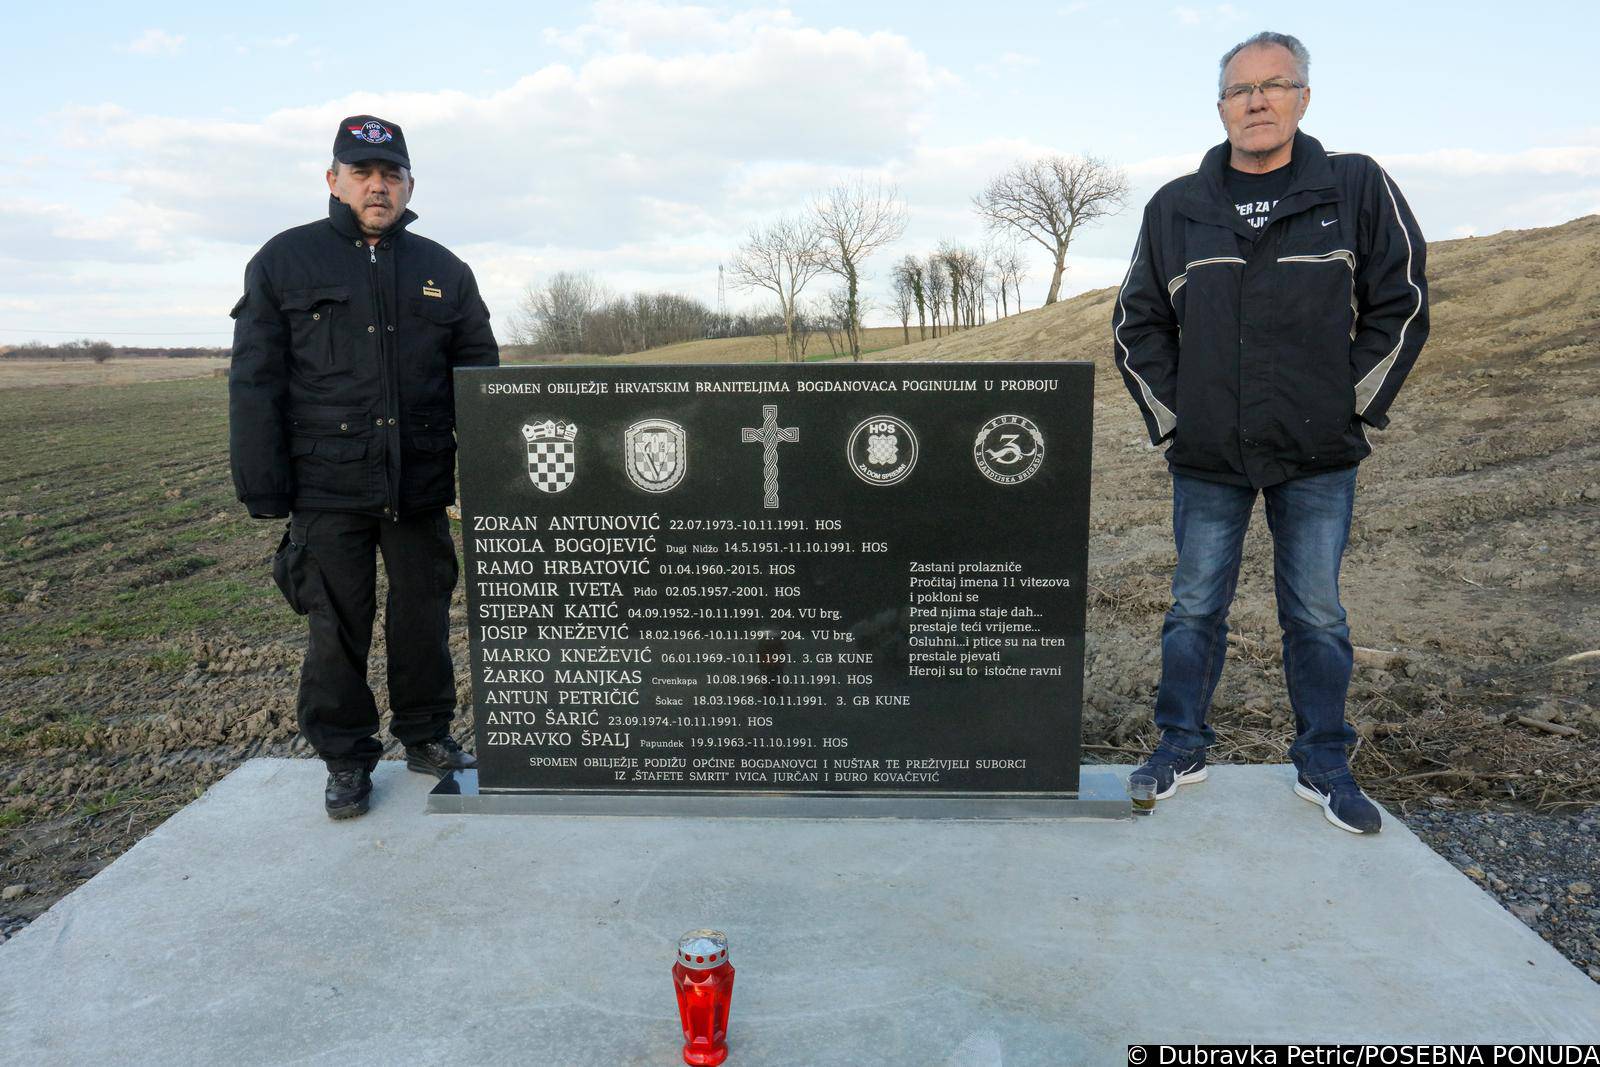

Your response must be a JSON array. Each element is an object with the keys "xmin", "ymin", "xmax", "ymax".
[{"xmin": 2, "ymin": 0, "xmax": 1596, "ymax": 346}]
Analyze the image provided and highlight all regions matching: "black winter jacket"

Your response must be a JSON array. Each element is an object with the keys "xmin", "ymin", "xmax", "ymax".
[
  {"xmin": 229, "ymin": 197, "xmax": 499, "ymax": 518},
  {"xmin": 1113, "ymin": 131, "xmax": 1428, "ymax": 488}
]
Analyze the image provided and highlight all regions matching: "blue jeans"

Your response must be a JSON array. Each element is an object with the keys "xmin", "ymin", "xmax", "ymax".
[{"xmin": 1152, "ymin": 467, "xmax": 1359, "ymax": 783}]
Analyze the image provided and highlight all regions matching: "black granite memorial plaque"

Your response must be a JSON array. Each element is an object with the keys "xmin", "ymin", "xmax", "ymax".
[{"xmin": 453, "ymin": 361, "xmax": 1092, "ymax": 798}]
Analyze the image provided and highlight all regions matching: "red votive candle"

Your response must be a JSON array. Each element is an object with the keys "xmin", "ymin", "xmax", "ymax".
[{"xmin": 673, "ymin": 929, "xmax": 735, "ymax": 1066}]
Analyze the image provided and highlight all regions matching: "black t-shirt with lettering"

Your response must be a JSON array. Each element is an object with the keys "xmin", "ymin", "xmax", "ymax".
[{"xmin": 1225, "ymin": 162, "xmax": 1294, "ymax": 232}]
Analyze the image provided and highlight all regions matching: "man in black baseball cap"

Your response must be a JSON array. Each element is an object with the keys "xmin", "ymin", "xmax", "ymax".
[
  {"xmin": 327, "ymin": 114, "xmax": 413, "ymax": 238},
  {"xmin": 334, "ymin": 115, "xmax": 410, "ymax": 169},
  {"xmin": 229, "ymin": 112, "xmax": 498, "ymax": 819}
]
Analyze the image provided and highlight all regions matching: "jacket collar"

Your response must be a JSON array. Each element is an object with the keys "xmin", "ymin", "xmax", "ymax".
[
  {"xmin": 1179, "ymin": 129, "xmax": 1340, "ymax": 238},
  {"xmin": 326, "ymin": 195, "xmax": 417, "ymax": 242}
]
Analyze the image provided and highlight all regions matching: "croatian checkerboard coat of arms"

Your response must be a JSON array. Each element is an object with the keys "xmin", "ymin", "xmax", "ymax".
[
  {"xmin": 623, "ymin": 418, "xmax": 686, "ymax": 493},
  {"xmin": 522, "ymin": 419, "xmax": 577, "ymax": 493}
]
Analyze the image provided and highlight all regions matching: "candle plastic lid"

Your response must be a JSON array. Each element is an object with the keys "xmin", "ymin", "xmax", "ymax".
[{"xmin": 677, "ymin": 929, "xmax": 730, "ymax": 970}]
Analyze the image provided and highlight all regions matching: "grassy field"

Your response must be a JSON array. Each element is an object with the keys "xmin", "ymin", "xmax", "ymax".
[
  {"xmin": 0, "ymin": 376, "xmax": 296, "ymax": 924},
  {"xmin": 0, "ymin": 378, "xmax": 281, "ymax": 650}
]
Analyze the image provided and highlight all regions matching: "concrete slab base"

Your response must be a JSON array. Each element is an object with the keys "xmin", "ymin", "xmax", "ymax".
[
  {"xmin": 1, "ymin": 759, "xmax": 1596, "ymax": 1066},
  {"xmin": 428, "ymin": 768, "xmax": 1133, "ymax": 819}
]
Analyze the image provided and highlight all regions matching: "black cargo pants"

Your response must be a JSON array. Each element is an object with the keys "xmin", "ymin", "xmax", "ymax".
[{"xmin": 273, "ymin": 508, "xmax": 459, "ymax": 770}]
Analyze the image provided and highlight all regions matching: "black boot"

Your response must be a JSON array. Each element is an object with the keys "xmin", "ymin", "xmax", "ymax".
[
  {"xmin": 404, "ymin": 736, "xmax": 477, "ymax": 778},
  {"xmin": 325, "ymin": 766, "xmax": 373, "ymax": 819}
]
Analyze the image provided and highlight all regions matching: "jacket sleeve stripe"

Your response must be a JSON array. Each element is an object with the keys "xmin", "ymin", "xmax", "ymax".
[
  {"xmin": 1114, "ymin": 228, "xmax": 1178, "ymax": 439},
  {"xmin": 1354, "ymin": 169, "xmax": 1423, "ymax": 416}
]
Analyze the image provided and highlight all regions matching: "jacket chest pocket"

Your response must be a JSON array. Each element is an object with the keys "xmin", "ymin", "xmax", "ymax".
[
  {"xmin": 1172, "ymin": 223, "xmax": 1247, "ymax": 317},
  {"xmin": 280, "ymin": 286, "xmax": 352, "ymax": 367},
  {"xmin": 407, "ymin": 297, "xmax": 463, "ymax": 350},
  {"xmin": 1274, "ymin": 237, "xmax": 1358, "ymax": 344}
]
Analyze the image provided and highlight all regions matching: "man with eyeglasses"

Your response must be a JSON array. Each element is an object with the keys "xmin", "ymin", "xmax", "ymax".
[{"xmin": 1113, "ymin": 32, "xmax": 1429, "ymax": 833}]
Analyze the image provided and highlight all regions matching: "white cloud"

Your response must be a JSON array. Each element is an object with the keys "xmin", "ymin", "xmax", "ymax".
[
  {"xmin": 1173, "ymin": 4, "xmax": 1246, "ymax": 26},
  {"xmin": 976, "ymin": 50, "xmax": 1041, "ymax": 79},
  {"xmin": 543, "ymin": 0, "xmax": 800, "ymax": 55},
  {"xmin": 1379, "ymin": 145, "xmax": 1600, "ymax": 178},
  {"xmin": 36, "ymin": 6, "xmax": 945, "ymax": 328},
  {"xmin": 121, "ymin": 29, "xmax": 184, "ymax": 56}
]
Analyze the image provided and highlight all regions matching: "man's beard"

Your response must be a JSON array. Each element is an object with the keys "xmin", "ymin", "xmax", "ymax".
[{"xmin": 359, "ymin": 203, "xmax": 393, "ymax": 235}]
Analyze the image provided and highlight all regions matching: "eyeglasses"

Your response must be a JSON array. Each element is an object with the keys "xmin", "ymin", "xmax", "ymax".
[{"xmin": 1220, "ymin": 78, "xmax": 1305, "ymax": 104}]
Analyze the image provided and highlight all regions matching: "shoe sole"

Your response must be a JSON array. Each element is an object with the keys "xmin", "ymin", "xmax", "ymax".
[
  {"xmin": 1153, "ymin": 766, "xmax": 1208, "ymax": 801},
  {"xmin": 406, "ymin": 758, "xmax": 455, "ymax": 778},
  {"xmin": 1293, "ymin": 781, "xmax": 1380, "ymax": 834},
  {"xmin": 326, "ymin": 797, "xmax": 370, "ymax": 820}
]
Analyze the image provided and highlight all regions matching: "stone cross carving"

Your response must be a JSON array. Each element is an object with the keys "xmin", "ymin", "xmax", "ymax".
[{"xmin": 740, "ymin": 404, "xmax": 799, "ymax": 509}]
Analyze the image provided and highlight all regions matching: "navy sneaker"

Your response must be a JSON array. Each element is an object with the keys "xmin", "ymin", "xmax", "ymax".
[
  {"xmin": 1294, "ymin": 771, "xmax": 1382, "ymax": 834},
  {"xmin": 1132, "ymin": 748, "xmax": 1208, "ymax": 800}
]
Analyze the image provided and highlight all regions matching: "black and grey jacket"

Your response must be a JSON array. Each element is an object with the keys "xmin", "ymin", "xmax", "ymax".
[
  {"xmin": 1113, "ymin": 130, "xmax": 1428, "ymax": 488},
  {"xmin": 229, "ymin": 197, "xmax": 498, "ymax": 518}
]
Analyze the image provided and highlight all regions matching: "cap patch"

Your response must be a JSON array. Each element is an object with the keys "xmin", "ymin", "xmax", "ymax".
[{"xmin": 348, "ymin": 121, "xmax": 394, "ymax": 145}]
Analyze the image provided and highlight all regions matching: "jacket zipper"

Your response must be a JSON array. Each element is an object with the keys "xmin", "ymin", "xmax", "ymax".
[{"xmin": 367, "ymin": 241, "xmax": 398, "ymax": 521}]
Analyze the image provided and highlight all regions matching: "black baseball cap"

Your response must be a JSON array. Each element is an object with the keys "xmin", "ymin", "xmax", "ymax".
[{"xmin": 332, "ymin": 115, "xmax": 410, "ymax": 169}]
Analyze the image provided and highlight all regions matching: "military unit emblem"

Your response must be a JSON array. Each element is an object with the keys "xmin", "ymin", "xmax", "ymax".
[
  {"xmin": 522, "ymin": 419, "xmax": 578, "ymax": 494},
  {"xmin": 349, "ymin": 120, "xmax": 394, "ymax": 144},
  {"xmin": 973, "ymin": 414, "xmax": 1045, "ymax": 485},
  {"xmin": 847, "ymin": 415, "xmax": 918, "ymax": 486},
  {"xmin": 623, "ymin": 418, "xmax": 687, "ymax": 493}
]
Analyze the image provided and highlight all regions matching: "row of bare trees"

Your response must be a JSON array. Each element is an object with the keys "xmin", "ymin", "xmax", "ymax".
[
  {"xmin": 510, "ymin": 272, "xmax": 719, "ymax": 356},
  {"xmin": 886, "ymin": 240, "xmax": 1035, "ymax": 343},
  {"xmin": 1, "ymin": 339, "xmax": 117, "ymax": 362},
  {"xmin": 727, "ymin": 177, "xmax": 907, "ymax": 362}
]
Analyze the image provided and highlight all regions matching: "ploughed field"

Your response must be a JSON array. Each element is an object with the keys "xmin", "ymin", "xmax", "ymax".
[{"xmin": 1, "ymin": 216, "xmax": 1596, "ymax": 976}]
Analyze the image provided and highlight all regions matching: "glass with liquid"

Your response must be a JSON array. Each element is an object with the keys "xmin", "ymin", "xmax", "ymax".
[{"xmin": 1128, "ymin": 773, "xmax": 1157, "ymax": 815}]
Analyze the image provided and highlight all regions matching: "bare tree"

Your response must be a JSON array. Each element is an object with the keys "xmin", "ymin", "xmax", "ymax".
[
  {"xmin": 937, "ymin": 244, "xmax": 986, "ymax": 330},
  {"xmin": 890, "ymin": 270, "xmax": 915, "ymax": 345},
  {"xmin": 925, "ymin": 254, "xmax": 948, "ymax": 339},
  {"xmin": 974, "ymin": 154, "xmax": 1129, "ymax": 304},
  {"xmin": 962, "ymin": 248, "xmax": 987, "ymax": 327},
  {"xmin": 819, "ymin": 289, "xmax": 850, "ymax": 358},
  {"xmin": 727, "ymin": 216, "xmax": 826, "ymax": 362},
  {"xmin": 999, "ymin": 243, "xmax": 1028, "ymax": 316},
  {"xmin": 893, "ymin": 255, "xmax": 927, "ymax": 341},
  {"xmin": 810, "ymin": 177, "xmax": 908, "ymax": 360},
  {"xmin": 512, "ymin": 271, "xmax": 605, "ymax": 352},
  {"xmin": 937, "ymin": 244, "xmax": 963, "ymax": 332}
]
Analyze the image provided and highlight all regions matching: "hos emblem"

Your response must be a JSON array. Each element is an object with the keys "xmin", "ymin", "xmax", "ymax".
[
  {"xmin": 846, "ymin": 415, "xmax": 918, "ymax": 486},
  {"xmin": 623, "ymin": 418, "xmax": 687, "ymax": 493},
  {"xmin": 973, "ymin": 414, "xmax": 1044, "ymax": 485},
  {"xmin": 522, "ymin": 419, "xmax": 577, "ymax": 493}
]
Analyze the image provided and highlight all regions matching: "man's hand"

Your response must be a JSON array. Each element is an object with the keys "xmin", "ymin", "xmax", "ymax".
[{"xmin": 245, "ymin": 494, "xmax": 292, "ymax": 520}]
